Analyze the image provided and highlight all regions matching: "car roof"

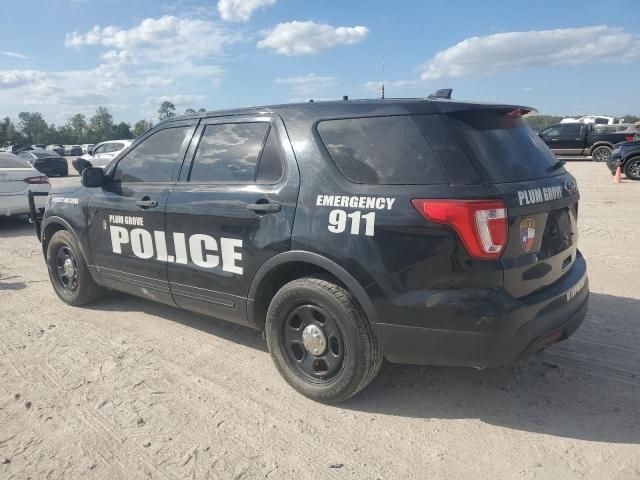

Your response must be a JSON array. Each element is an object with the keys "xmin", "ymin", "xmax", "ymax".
[{"xmin": 156, "ymin": 97, "xmax": 536, "ymax": 126}]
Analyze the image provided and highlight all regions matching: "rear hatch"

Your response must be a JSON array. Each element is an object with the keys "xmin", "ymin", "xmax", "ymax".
[
  {"xmin": 445, "ymin": 108, "xmax": 580, "ymax": 298},
  {"xmin": 0, "ymin": 155, "xmax": 47, "ymax": 194}
]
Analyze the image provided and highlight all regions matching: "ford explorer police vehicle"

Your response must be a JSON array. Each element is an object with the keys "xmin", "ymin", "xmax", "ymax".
[{"xmin": 33, "ymin": 91, "xmax": 589, "ymax": 403}]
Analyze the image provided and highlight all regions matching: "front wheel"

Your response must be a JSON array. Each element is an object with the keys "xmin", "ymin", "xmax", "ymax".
[
  {"xmin": 46, "ymin": 230, "xmax": 104, "ymax": 305},
  {"xmin": 623, "ymin": 157, "xmax": 640, "ymax": 180},
  {"xmin": 591, "ymin": 145, "xmax": 612, "ymax": 162},
  {"xmin": 265, "ymin": 276, "xmax": 382, "ymax": 404}
]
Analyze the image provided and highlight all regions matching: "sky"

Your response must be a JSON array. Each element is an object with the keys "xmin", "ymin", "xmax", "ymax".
[{"xmin": 1, "ymin": 0, "xmax": 639, "ymax": 124}]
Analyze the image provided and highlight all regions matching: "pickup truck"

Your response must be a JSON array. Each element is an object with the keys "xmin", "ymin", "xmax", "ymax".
[{"xmin": 538, "ymin": 123, "xmax": 637, "ymax": 162}]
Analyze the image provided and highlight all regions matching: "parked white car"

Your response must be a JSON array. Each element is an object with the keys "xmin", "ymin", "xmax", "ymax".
[
  {"xmin": 81, "ymin": 140, "xmax": 133, "ymax": 168},
  {"xmin": 0, "ymin": 153, "xmax": 50, "ymax": 216},
  {"xmin": 560, "ymin": 115, "xmax": 621, "ymax": 125}
]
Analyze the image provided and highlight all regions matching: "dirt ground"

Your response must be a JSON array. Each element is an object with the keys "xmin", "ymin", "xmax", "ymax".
[{"xmin": 1, "ymin": 162, "xmax": 639, "ymax": 480}]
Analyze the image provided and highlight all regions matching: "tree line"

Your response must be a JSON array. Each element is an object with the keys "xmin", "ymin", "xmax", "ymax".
[{"xmin": 0, "ymin": 101, "xmax": 205, "ymax": 148}]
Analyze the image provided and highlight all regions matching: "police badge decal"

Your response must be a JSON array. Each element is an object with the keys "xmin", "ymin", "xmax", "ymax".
[{"xmin": 520, "ymin": 219, "xmax": 536, "ymax": 252}]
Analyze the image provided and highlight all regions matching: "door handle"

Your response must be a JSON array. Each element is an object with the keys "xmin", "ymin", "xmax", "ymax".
[
  {"xmin": 136, "ymin": 198, "xmax": 158, "ymax": 209},
  {"xmin": 247, "ymin": 201, "xmax": 281, "ymax": 213}
]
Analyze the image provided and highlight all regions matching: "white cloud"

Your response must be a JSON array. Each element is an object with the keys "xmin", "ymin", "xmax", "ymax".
[
  {"xmin": 364, "ymin": 79, "xmax": 422, "ymax": 92},
  {"xmin": 217, "ymin": 0, "xmax": 275, "ymax": 22},
  {"xmin": 1, "ymin": 51, "xmax": 29, "ymax": 60},
  {"xmin": 147, "ymin": 94, "xmax": 207, "ymax": 106},
  {"xmin": 258, "ymin": 21, "xmax": 369, "ymax": 56},
  {"xmin": 419, "ymin": 26, "xmax": 640, "ymax": 81},
  {"xmin": 0, "ymin": 70, "xmax": 43, "ymax": 89},
  {"xmin": 65, "ymin": 15, "xmax": 240, "ymax": 64},
  {"xmin": 276, "ymin": 73, "xmax": 335, "ymax": 95}
]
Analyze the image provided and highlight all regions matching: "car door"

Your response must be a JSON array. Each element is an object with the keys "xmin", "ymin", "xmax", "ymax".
[
  {"xmin": 88, "ymin": 120, "xmax": 197, "ymax": 306},
  {"xmin": 164, "ymin": 115, "xmax": 299, "ymax": 325},
  {"xmin": 551, "ymin": 124, "xmax": 585, "ymax": 155}
]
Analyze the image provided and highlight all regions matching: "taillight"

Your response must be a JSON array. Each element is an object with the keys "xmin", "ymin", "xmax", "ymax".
[
  {"xmin": 23, "ymin": 176, "xmax": 49, "ymax": 184},
  {"xmin": 412, "ymin": 199, "xmax": 508, "ymax": 259},
  {"xmin": 625, "ymin": 135, "xmax": 634, "ymax": 142}
]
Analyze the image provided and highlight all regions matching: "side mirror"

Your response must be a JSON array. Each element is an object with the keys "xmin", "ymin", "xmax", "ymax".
[
  {"xmin": 81, "ymin": 167, "xmax": 106, "ymax": 188},
  {"xmin": 88, "ymin": 148, "xmax": 94, "ymax": 155}
]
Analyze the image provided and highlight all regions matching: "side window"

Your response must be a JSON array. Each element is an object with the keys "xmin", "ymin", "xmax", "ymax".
[
  {"xmin": 317, "ymin": 116, "xmax": 447, "ymax": 185},
  {"xmin": 92, "ymin": 144, "xmax": 107, "ymax": 154},
  {"xmin": 255, "ymin": 127, "xmax": 284, "ymax": 182},
  {"xmin": 188, "ymin": 122, "xmax": 269, "ymax": 182},
  {"xmin": 559, "ymin": 124, "xmax": 581, "ymax": 136},
  {"xmin": 113, "ymin": 126, "xmax": 190, "ymax": 183}
]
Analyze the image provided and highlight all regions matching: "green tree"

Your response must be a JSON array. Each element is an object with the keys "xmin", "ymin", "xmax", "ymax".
[
  {"xmin": 132, "ymin": 119, "xmax": 153, "ymax": 137},
  {"xmin": 198, "ymin": 108, "xmax": 206, "ymax": 113},
  {"xmin": 17, "ymin": 112, "xmax": 48, "ymax": 144},
  {"xmin": 68, "ymin": 113, "xmax": 88, "ymax": 143},
  {"xmin": 158, "ymin": 101, "xmax": 176, "ymax": 120},
  {"xmin": 112, "ymin": 121, "xmax": 133, "ymax": 139},
  {"xmin": 184, "ymin": 108, "xmax": 197, "ymax": 115},
  {"xmin": 89, "ymin": 107, "xmax": 114, "ymax": 143}
]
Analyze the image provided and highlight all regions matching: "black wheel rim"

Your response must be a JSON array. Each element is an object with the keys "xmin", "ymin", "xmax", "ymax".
[
  {"xmin": 628, "ymin": 160, "xmax": 640, "ymax": 178},
  {"xmin": 281, "ymin": 304, "xmax": 345, "ymax": 383},
  {"xmin": 54, "ymin": 245, "xmax": 79, "ymax": 293},
  {"xmin": 594, "ymin": 148, "xmax": 609, "ymax": 162}
]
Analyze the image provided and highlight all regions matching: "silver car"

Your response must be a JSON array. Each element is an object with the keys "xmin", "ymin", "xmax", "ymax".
[
  {"xmin": 81, "ymin": 140, "xmax": 133, "ymax": 168},
  {"xmin": 0, "ymin": 153, "xmax": 50, "ymax": 216}
]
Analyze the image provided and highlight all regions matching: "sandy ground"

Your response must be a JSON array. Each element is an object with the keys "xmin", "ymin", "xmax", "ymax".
[{"xmin": 0, "ymin": 162, "xmax": 639, "ymax": 480}]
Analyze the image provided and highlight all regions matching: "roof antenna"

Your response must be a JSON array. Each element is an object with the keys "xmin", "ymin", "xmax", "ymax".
[{"xmin": 381, "ymin": 47, "xmax": 386, "ymax": 99}]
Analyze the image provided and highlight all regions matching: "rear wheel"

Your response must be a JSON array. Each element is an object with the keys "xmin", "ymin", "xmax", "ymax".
[
  {"xmin": 265, "ymin": 276, "xmax": 382, "ymax": 404},
  {"xmin": 591, "ymin": 145, "xmax": 612, "ymax": 162},
  {"xmin": 46, "ymin": 230, "xmax": 104, "ymax": 305},
  {"xmin": 624, "ymin": 157, "xmax": 640, "ymax": 180}
]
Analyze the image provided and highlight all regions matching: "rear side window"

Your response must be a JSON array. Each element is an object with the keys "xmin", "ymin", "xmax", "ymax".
[
  {"xmin": 317, "ymin": 116, "xmax": 447, "ymax": 185},
  {"xmin": 0, "ymin": 154, "xmax": 27, "ymax": 168},
  {"xmin": 113, "ymin": 126, "xmax": 190, "ymax": 183},
  {"xmin": 448, "ymin": 111, "xmax": 563, "ymax": 183},
  {"xmin": 189, "ymin": 123, "xmax": 269, "ymax": 182}
]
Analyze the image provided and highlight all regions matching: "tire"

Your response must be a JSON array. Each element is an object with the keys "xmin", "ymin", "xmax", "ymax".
[
  {"xmin": 46, "ymin": 230, "xmax": 104, "ymax": 306},
  {"xmin": 265, "ymin": 276, "xmax": 382, "ymax": 404},
  {"xmin": 591, "ymin": 145, "xmax": 612, "ymax": 162},
  {"xmin": 623, "ymin": 157, "xmax": 640, "ymax": 181}
]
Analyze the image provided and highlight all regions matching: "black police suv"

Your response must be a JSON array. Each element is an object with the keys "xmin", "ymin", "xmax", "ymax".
[
  {"xmin": 34, "ymin": 93, "xmax": 589, "ymax": 403},
  {"xmin": 607, "ymin": 140, "xmax": 640, "ymax": 180}
]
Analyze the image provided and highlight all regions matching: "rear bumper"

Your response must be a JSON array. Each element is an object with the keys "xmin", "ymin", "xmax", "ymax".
[
  {"xmin": 373, "ymin": 252, "xmax": 588, "ymax": 367},
  {"xmin": 1, "ymin": 192, "xmax": 47, "ymax": 216}
]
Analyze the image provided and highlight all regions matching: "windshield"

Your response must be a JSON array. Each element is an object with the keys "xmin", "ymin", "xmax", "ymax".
[{"xmin": 448, "ymin": 111, "xmax": 564, "ymax": 183}]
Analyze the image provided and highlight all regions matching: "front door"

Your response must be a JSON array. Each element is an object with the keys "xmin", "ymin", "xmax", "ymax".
[
  {"xmin": 88, "ymin": 121, "xmax": 197, "ymax": 305},
  {"xmin": 164, "ymin": 115, "xmax": 299, "ymax": 325}
]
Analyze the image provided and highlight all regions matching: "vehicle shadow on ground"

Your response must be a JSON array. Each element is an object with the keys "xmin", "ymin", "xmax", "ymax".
[
  {"xmin": 59, "ymin": 284, "xmax": 640, "ymax": 444},
  {"xmin": 89, "ymin": 291, "xmax": 268, "ymax": 353},
  {"xmin": 345, "ymin": 292, "xmax": 640, "ymax": 444},
  {"xmin": 0, "ymin": 216, "xmax": 35, "ymax": 239}
]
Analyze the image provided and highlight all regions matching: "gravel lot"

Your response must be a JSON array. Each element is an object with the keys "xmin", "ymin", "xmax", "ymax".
[{"xmin": 1, "ymin": 162, "xmax": 639, "ymax": 479}]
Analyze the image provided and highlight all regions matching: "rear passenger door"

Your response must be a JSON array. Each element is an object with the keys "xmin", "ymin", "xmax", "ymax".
[
  {"xmin": 548, "ymin": 124, "xmax": 585, "ymax": 155},
  {"xmin": 164, "ymin": 115, "xmax": 299, "ymax": 325}
]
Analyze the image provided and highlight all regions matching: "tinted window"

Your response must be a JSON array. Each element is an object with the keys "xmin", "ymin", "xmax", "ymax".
[
  {"xmin": 93, "ymin": 144, "xmax": 107, "ymax": 154},
  {"xmin": 559, "ymin": 124, "xmax": 582, "ymax": 136},
  {"xmin": 189, "ymin": 123, "xmax": 269, "ymax": 182},
  {"xmin": 0, "ymin": 154, "xmax": 27, "ymax": 168},
  {"xmin": 18, "ymin": 152, "xmax": 33, "ymax": 160},
  {"xmin": 317, "ymin": 116, "xmax": 447, "ymax": 185},
  {"xmin": 448, "ymin": 111, "xmax": 563, "ymax": 183},
  {"xmin": 32, "ymin": 150, "xmax": 60, "ymax": 158},
  {"xmin": 113, "ymin": 127, "xmax": 189, "ymax": 183},
  {"xmin": 256, "ymin": 127, "xmax": 283, "ymax": 182}
]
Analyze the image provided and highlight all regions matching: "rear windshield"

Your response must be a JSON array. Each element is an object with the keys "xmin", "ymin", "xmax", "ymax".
[
  {"xmin": 0, "ymin": 154, "xmax": 27, "ymax": 168},
  {"xmin": 317, "ymin": 116, "xmax": 448, "ymax": 185},
  {"xmin": 447, "ymin": 111, "xmax": 563, "ymax": 183},
  {"xmin": 32, "ymin": 150, "xmax": 60, "ymax": 158}
]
